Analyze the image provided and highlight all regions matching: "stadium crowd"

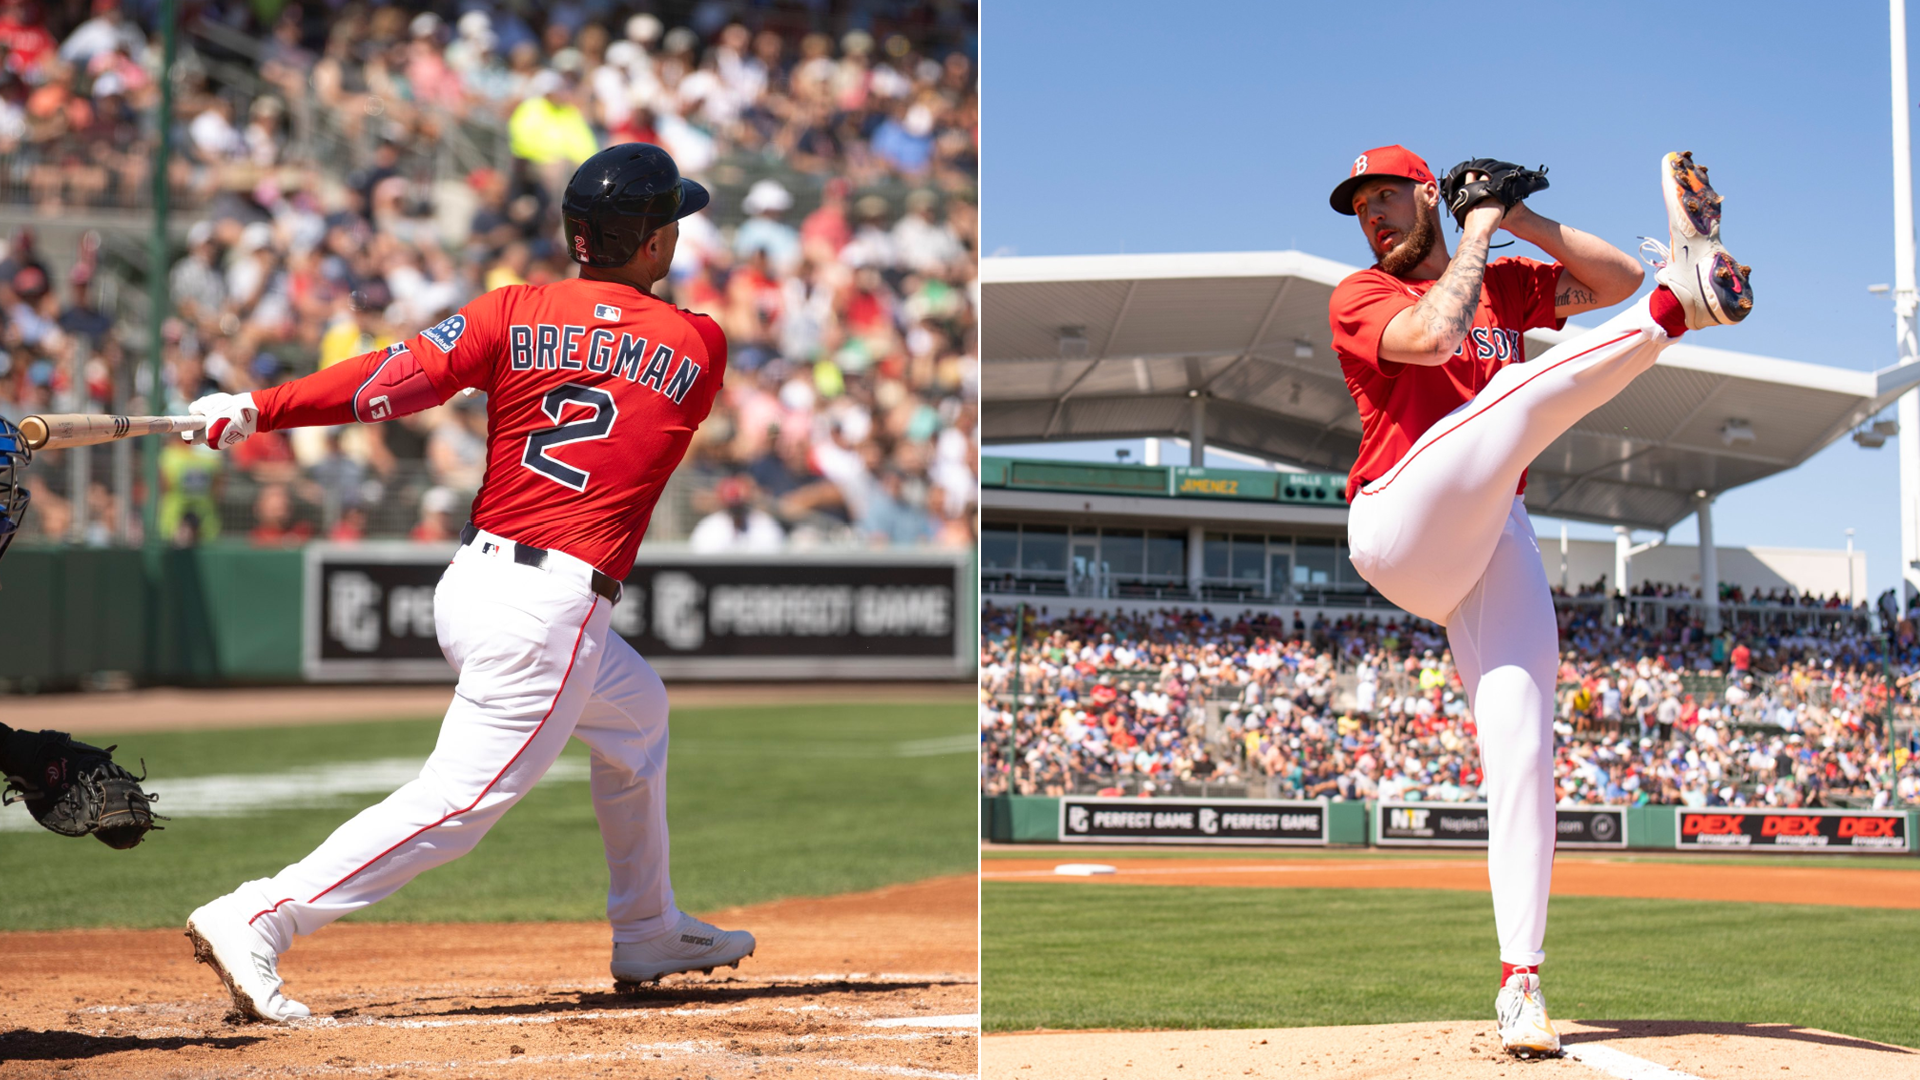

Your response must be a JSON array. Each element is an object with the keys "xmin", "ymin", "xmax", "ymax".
[
  {"xmin": 979, "ymin": 600, "xmax": 1920, "ymax": 811},
  {"xmin": 0, "ymin": 0, "xmax": 978, "ymax": 551}
]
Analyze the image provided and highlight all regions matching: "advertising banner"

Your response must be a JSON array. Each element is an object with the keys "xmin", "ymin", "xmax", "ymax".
[
  {"xmin": 1374, "ymin": 801, "xmax": 1627, "ymax": 849},
  {"xmin": 1674, "ymin": 807, "xmax": 1909, "ymax": 853},
  {"xmin": 304, "ymin": 544, "xmax": 972, "ymax": 681},
  {"xmin": 1057, "ymin": 796, "xmax": 1328, "ymax": 846}
]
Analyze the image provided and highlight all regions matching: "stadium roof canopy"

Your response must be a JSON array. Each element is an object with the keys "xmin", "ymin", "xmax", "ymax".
[{"xmin": 981, "ymin": 251, "xmax": 1920, "ymax": 531}]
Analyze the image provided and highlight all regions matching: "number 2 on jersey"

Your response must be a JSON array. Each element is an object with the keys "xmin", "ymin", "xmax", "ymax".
[{"xmin": 521, "ymin": 383, "xmax": 618, "ymax": 491}]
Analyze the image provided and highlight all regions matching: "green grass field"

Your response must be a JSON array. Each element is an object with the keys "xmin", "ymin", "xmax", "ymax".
[
  {"xmin": 982, "ymin": 882, "xmax": 1920, "ymax": 1049},
  {"xmin": 0, "ymin": 702, "xmax": 975, "ymax": 930}
]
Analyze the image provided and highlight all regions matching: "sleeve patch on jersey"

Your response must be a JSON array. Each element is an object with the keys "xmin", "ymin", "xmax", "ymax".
[
  {"xmin": 420, "ymin": 313, "xmax": 468, "ymax": 353},
  {"xmin": 594, "ymin": 303, "xmax": 621, "ymax": 320}
]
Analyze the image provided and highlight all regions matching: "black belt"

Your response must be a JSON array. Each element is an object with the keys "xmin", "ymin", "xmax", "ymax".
[{"xmin": 459, "ymin": 521, "xmax": 621, "ymax": 603}]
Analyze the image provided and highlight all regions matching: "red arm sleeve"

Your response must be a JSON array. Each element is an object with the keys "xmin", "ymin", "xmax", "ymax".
[
  {"xmin": 253, "ymin": 344, "xmax": 450, "ymax": 431},
  {"xmin": 253, "ymin": 289, "xmax": 514, "ymax": 432},
  {"xmin": 1329, "ymin": 270, "xmax": 1418, "ymax": 377}
]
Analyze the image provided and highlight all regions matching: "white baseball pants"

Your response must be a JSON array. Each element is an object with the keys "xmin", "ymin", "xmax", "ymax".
[
  {"xmin": 236, "ymin": 533, "xmax": 680, "ymax": 955},
  {"xmin": 1347, "ymin": 296, "xmax": 1674, "ymax": 966}
]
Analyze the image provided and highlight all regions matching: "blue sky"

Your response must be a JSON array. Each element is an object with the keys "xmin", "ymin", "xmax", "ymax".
[{"xmin": 983, "ymin": 0, "xmax": 1916, "ymax": 599}]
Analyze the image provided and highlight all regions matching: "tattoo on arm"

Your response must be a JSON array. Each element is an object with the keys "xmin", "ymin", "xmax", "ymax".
[
  {"xmin": 1556, "ymin": 286, "xmax": 1596, "ymax": 308},
  {"xmin": 1412, "ymin": 235, "xmax": 1489, "ymax": 354}
]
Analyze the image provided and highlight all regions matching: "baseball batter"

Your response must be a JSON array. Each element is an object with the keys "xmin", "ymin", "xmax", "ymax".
[
  {"xmin": 182, "ymin": 143, "xmax": 754, "ymax": 1023},
  {"xmin": 1327, "ymin": 146, "xmax": 1752, "ymax": 1056}
]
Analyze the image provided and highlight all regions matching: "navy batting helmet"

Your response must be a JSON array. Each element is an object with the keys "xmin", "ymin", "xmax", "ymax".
[
  {"xmin": 562, "ymin": 143, "xmax": 710, "ymax": 268},
  {"xmin": 0, "ymin": 416, "xmax": 31, "ymax": 562}
]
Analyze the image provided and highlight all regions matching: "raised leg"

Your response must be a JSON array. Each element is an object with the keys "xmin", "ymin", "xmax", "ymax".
[{"xmin": 1347, "ymin": 296, "xmax": 1674, "ymax": 623}]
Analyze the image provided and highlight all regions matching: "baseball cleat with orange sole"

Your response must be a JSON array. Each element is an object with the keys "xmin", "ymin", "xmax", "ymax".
[{"xmin": 1645, "ymin": 150, "xmax": 1753, "ymax": 330}]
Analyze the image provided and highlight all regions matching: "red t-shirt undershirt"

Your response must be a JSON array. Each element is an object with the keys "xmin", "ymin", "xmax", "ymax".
[{"xmin": 1329, "ymin": 256, "xmax": 1564, "ymax": 500}]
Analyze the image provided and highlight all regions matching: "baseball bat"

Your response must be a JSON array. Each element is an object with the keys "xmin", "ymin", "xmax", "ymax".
[{"xmin": 17, "ymin": 413, "xmax": 208, "ymax": 451}]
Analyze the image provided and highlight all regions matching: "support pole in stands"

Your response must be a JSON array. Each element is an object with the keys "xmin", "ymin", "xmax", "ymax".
[
  {"xmin": 1187, "ymin": 524, "xmax": 1205, "ymax": 601},
  {"xmin": 1188, "ymin": 392, "xmax": 1206, "ymax": 467},
  {"xmin": 143, "ymin": 0, "xmax": 176, "ymax": 545},
  {"xmin": 1613, "ymin": 526, "xmax": 1630, "ymax": 598},
  {"xmin": 1890, "ymin": 0, "xmax": 1920, "ymax": 615},
  {"xmin": 1005, "ymin": 602, "xmax": 1026, "ymax": 796},
  {"xmin": 1697, "ymin": 492, "xmax": 1721, "ymax": 634},
  {"xmin": 1559, "ymin": 522, "xmax": 1568, "ymax": 593}
]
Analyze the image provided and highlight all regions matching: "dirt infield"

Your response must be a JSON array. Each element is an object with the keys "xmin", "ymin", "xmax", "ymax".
[
  {"xmin": 982, "ymin": 1019, "xmax": 1920, "ymax": 1080},
  {"xmin": 0, "ymin": 875, "xmax": 977, "ymax": 1079},
  {"xmin": 0, "ymin": 682, "xmax": 974, "ymax": 734},
  {"xmin": 982, "ymin": 854, "xmax": 1920, "ymax": 908}
]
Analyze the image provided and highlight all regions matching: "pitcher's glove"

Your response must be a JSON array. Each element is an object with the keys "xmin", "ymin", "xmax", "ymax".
[
  {"xmin": 1439, "ymin": 158, "xmax": 1550, "ymax": 230},
  {"xmin": 2, "ymin": 730, "xmax": 162, "ymax": 848}
]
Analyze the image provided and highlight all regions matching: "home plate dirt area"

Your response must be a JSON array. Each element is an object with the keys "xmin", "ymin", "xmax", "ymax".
[{"xmin": 0, "ymin": 876, "xmax": 977, "ymax": 1079}]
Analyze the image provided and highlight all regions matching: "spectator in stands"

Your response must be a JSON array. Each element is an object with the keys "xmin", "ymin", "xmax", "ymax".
[
  {"xmin": 508, "ymin": 69, "xmax": 597, "ymax": 192},
  {"xmin": 248, "ymin": 483, "xmax": 312, "ymax": 546},
  {"xmin": 689, "ymin": 476, "xmax": 784, "ymax": 553},
  {"xmin": 736, "ymin": 179, "xmax": 802, "ymax": 274},
  {"xmin": 2, "ymin": 0, "xmax": 975, "ymax": 553},
  {"xmin": 979, "ymin": 602, "xmax": 1909, "ymax": 810},
  {"xmin": 411, "ymin": 485, "xmax": 459, "ymax": 542}
]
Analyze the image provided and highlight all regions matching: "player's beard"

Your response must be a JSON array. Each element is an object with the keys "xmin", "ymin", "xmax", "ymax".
[{"xmin": 1376, "ymin": 206, "xmax": 1438, "ymax": 278}]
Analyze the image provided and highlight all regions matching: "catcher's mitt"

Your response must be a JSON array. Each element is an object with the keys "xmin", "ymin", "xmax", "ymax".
[
  {"xmin": 2, "ymin": 729, "xmax": 162, "ymax": 848},
  {"xmin": 1439, "ymin": 158, "xmax": 1549, "ymax": 230}
]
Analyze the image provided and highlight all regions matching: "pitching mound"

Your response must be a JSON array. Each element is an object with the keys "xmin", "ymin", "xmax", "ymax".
[
  {"xmin": 983, "ymin": 1019, "xmax": 1920, "ymax": 1079},
  {"xmin": 0, "ymin": 875, "xmax": 976, "ymax": 1079}
]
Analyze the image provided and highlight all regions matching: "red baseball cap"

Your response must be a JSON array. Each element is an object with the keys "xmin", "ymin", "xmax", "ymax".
[{"xmin": 1329, "ymin": 145, "xmax": 1434, "ymax": 215}]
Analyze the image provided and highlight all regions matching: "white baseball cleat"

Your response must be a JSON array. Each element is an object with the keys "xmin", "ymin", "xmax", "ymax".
[
  {"xmin": 610, "ymin": 912, "xmax": 756, "ymax": 984},
  {"xmin": 1643, "ymin": 150, "xmax": 1753, "ymax": 330},
  {"xmin": 1495, "ymin": 969, "xmax": 1561, "ymax": 1058},
  {"xmin": 185, "ymin": 894, "xmax": 310, "ymax": 1024}
]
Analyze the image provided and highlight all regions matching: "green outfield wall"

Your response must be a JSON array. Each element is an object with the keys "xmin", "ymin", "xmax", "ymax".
[
  {"xmin": 0, "ymin": 545, "xmax": 305, "ymax": 688},
  {"xmin": 981, "ymin": 795, "xmax": 1920, "ymax": 854}
]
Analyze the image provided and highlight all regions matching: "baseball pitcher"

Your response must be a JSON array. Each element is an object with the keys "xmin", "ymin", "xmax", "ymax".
[
  {"xmin": 1328, "ymin": 146, "xmax": 1752, "ymax": 1056},
  {"xmin": 182, "ymin": 144, "xmax": 754, "ymax": 1023}
]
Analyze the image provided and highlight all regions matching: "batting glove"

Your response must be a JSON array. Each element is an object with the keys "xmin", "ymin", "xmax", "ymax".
[{"xmin": 184, "ymin": 391, "xmax": 259, "ymax": 450}]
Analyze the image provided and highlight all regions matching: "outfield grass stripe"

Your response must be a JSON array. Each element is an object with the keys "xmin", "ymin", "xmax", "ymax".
[
  {"xmin": 0, "ymin": 756, "xmax": 594, "ymax": 830},
  {"xmin": 1566, "ymin": 1042, "xmax": 1708, "ymax": 1080},
  {"xmin": 896, "ymin": 734, "xmax": 979, "ymax": 757}
]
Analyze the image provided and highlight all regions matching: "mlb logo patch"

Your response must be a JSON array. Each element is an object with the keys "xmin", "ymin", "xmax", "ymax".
[
  {"xmin": 421, "ymin": 313, "xmax": 467, "ymax": 353},
  {"xmin": 594, "ymin": 303, "xmax": 621, "ymax": 321}
]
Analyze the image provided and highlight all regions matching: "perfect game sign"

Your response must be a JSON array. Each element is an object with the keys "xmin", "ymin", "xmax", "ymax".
[
  {"xmin": 303, "ymin": 544, "xmax": 971, "ymax": 680},
  {"xmin": 1676, "ymin": 808, "xmax": 1910, "ymax": 853},
  {"xmin": 1058, "ymin": 797, "xmax": 1329, "ymax": 846}
]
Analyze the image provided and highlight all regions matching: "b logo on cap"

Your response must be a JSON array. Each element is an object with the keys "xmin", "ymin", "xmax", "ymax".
[{"xmin": 1354, "ymin": 154, "xmax": 1369, "ymax": 176}]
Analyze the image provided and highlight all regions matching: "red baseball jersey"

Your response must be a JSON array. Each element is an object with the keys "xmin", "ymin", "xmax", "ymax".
[
  {"xmin": 253, "ymin": 278, "xmax": 727, "ymax": 577},
  {"xmin": 1329, "ymin": 256, "xmax": 1563, "ymax": 501}
]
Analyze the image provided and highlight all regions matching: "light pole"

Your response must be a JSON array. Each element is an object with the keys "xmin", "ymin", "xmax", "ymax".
[{"xmin": 1847, "ymin": 528, "xmax": 1857, "ymax": 607}]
